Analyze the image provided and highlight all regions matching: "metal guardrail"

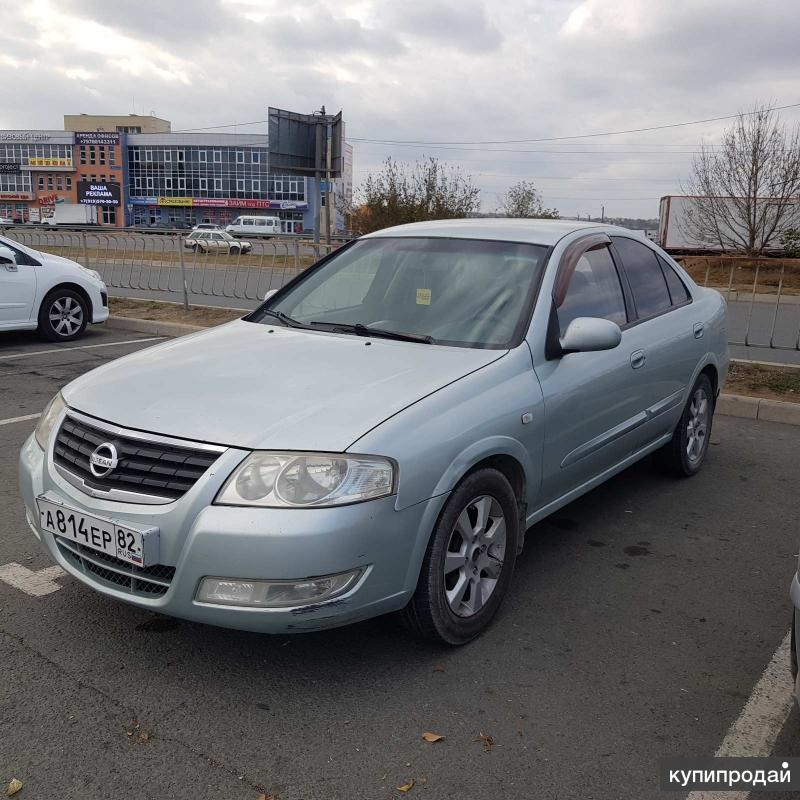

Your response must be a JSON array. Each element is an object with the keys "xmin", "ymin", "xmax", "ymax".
[
  {"xmin": 4, "ymin": 228, "xmax": 341, "ymax": 306},
  {"xmin": 676, "ymin": 255, "xmax": 800, "ymax": 351}
]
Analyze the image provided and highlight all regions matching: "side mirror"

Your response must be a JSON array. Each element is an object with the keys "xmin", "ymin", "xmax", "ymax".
[
  {"xmin": 263, "ymin": 288, "xmax": 279, "ymax": 302},
  {"xmin": 0, "ymin": 245, "xmax": 17, "ymax": 266},
  {"xmin": 559, "ymin": 317, "xmax": 621, "ymax": 354}
]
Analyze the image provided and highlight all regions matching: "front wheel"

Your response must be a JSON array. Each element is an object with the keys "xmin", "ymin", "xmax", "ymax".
[
  {"xmin": 658, "ymin": 373, "xmax": 714, "ymax": 477},
  {"xmin": 401, "ymin": 468, "xmax": 519, "ymax": 645},
  {"xmin": 38, "ymin": 289, "xmax": 88, "ymax": 342}
]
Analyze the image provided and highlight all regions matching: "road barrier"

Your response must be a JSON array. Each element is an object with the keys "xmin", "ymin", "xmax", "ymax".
[
  {"xmin": 4, "ymin": 228, "xmax": 341, "ymax": 306},
  {"xmin": 676, "ymin": 255, "xmax": 800, "ymax": 351}
]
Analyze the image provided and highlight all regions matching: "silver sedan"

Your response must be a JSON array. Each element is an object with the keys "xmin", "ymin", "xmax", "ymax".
[{"xmin": 20, "ymin": 219, "xmax": 728, "ymax": 644}]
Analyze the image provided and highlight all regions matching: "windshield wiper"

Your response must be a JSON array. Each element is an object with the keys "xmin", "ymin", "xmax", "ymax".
[
  {"xmin": 309, "ymin": 321, "xmax": 433, "ymax": 344},
  {"xmin": 261, "ymin": 309, "xmax": 310, "ymax": 329}
]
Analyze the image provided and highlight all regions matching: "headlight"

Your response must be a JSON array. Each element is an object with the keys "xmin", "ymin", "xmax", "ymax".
[
  {"xmin": 34, "ymin": 392, "xmax": 66, "ymax": 450},
  {"xmin": 215, "ymin": 451, "xmax": 395, "ymax": 508}
]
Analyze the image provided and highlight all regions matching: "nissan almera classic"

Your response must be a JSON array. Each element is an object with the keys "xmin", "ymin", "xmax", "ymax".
[{"xmin": 19, "ymin": 219, "xmax": 728, "ymax": 645}]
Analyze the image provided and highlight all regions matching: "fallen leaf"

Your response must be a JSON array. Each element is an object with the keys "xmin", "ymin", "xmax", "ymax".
[
  {"xmin": 137, "ymin": 731, "xmax": 151, "ymax": 744},
  {"xmin": 422, "ymin": 732, "xmax": 444, "ymax": 743},
  {"xmin": 474, "ymin": 732, "xmax": 496, "ymax": 752},
  {"xmin": 257, "ymin": 794, "xmax": 274, "ymax": 800},
  {"xmin": 5, "ymin": 778, "xmax": 23, "ymax": 797},
  {"xmin": 396, "ymin": 779, "xmax": 415, "ymax": 793},
  {"xmin": 433, "ymin": 664, "xmax": 445, "ymax": 673}
]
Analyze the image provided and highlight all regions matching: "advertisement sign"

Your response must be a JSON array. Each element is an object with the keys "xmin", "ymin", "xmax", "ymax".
[
  {"xmin": 0, "ymin": 163, "xmax": 21, "ymax": 175},
  {"xmin": 28, "ymin": 156, "xmax": 73, "ymax": 168},
  {"xmin": 77, "ymin": 180, "xmax": 121, "ymax": 206},
  {"xmin": 29, "ymin": 207, "xmax": 40, "ymax": 223},
  {"xmin": 0, "ymin": 192, "xmax": 32, "ymax": 200},
  {"xmin": 75, "ymin": 132, "xmax": 120, "ymax": 146},
  {"xmin": 38, "ymin": 193, "xmax": 59, "ymax": 206},
  {"xmin": 157, "ymin": 196, "xmax": 193, "ymax": 207}
]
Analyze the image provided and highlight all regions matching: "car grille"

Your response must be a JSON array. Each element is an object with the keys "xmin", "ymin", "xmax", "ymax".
[
  {"xmin": 55, "ymin": 536, "xmax": 176, "ymax": 597},
  {"xmin": 53, "ymin": 414, "xmax": 221, "ymax": 502}
]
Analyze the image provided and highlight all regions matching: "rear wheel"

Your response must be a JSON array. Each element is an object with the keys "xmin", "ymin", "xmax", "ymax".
[
  {"xmin": 38, "ymin": 288, "xmax": 88, "ymax": 342},
  {"xmin": 401, "ymin": 468, "xmax": 519, "ymax": 645},
  {"xmin": 658, "ymin": 373, "xmax": 714, "ymax": 477}
]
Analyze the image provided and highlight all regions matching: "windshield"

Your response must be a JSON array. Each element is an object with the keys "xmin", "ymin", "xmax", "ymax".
[{"xmin": 254, "ymin": 236, "xmax": 548, "ymax": 348}]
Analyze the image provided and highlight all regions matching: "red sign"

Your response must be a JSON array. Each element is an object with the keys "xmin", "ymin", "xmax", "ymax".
[
  {"xmin": 193, "ymin": 198, "xmax": 273, "ymax": 209},
  {"xmin": 0, "ymin": 192, "xmax": 33, "ymax": 200},
  {"xmin": 38, "ymin": 193, "xmax": 59, "ymax": 206}
]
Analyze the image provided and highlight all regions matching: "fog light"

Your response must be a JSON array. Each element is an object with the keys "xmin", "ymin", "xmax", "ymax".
[{"xmin": 195, "ymin": 568, "xmax": 364, "ymax": 608}]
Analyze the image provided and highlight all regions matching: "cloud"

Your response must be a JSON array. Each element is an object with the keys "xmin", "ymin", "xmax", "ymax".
[{"xmin": 2, "ymin": 0, "xmax": 800, "ymax": 218}]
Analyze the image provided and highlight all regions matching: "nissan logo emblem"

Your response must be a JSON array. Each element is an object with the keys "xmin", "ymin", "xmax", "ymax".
[{"xmin": 89, "ymin": 442, "xmax": 119, "ymax": 478}]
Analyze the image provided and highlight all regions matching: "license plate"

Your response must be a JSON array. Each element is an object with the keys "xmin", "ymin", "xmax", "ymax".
[{"xmin": 36, "ymin": 496, "xmax": 158, "ymax": 567}]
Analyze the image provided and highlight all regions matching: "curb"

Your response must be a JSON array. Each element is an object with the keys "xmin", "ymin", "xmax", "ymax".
[
  {"xmin": 105, "ymin": 316, "xmax": 206, "ymax": 337},
  {"xmin": 717, "ymin": 393, "xmax": 800, "ymax": 426}
]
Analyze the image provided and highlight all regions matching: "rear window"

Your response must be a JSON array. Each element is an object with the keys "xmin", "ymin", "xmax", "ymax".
[
  {"xmin": 658, "ymin": 255, "xmax": 691, "ymax": 304},
  {"xmin": 611, "ymin": 236, "xmax": 671, "ymax": 319}
]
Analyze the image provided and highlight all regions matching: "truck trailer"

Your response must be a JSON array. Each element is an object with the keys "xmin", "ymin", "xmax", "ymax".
[
  {"xmin": 44, "ymin": 203, "xmax": 98, "ymax": 226},
  {"xmin": 658, "ymin": 195, "xmax": 800, "ymax": 253}
]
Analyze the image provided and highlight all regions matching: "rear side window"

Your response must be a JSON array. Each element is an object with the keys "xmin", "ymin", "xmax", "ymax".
[
  {"xmin": 243, "ymin": 218, "xmax": 254, "ymax": 226},
  {"xmin": 612, "ymin": 237, "xmax": 671, "ymax": 319},
  {"xmin": 557, "ymin": 245, "xmax": 628, "ymax": 335},
  {"xmin": 658, "ymin": 255, "xmax": 691, "ymax": 304}
]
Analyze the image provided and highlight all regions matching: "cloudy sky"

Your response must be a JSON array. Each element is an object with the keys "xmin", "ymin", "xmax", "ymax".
[{"xmin": 3, "ymin": 0, "xmax": 799, "ymax": 219}]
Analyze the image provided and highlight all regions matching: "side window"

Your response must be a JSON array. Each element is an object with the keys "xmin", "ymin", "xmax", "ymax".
[
  {"xmin": 243, "ymin": 218, "xmax": 254, "ymax": 226},
  {"xmin": 612, "ymin": 237, "xmax": 671, "ymax": 319},
  {"xmin": 557, "ymin": 245, "xmax": 627, "ymax": 335},
  {"xmin": 0, "ymin": 241, "xmax": 38, "ymax": 266},
  {"xmin": 657, "ymin": 255, "xmax": 691, "ymax": 305},
  {"xmin": 255, "ymin": 218, "xmax": 266, "ymax": 227}
]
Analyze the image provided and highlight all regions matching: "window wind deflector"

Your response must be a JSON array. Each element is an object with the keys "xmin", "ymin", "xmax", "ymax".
[{"xmin": 310, "ymin": 321, "xmax": 434, "ymax": 344}]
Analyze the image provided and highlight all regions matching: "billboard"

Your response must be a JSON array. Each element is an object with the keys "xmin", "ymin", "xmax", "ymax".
[
  {"xmin": 267, "ymin": 107, "xmax": 343, "ymax": 176},
  {"xmin": 0, "ymin": 163, "xmax": 21, "ymax": 174},
  {"xmin": 75, "ymin": 132, "xmax": 120, "ymax": 146},
  {"xmin": 77, "ymin": 180, "xmax": 121, "ymax": 206}
]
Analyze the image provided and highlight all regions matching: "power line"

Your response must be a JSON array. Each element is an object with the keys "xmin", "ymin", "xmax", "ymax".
[
  {"xmin": 348, "ymin": 102, "xmax": 800, "ymax": 146},
  {"xmin": 169, "ymin": 102, "xmax": 800, "ymax": 144}
]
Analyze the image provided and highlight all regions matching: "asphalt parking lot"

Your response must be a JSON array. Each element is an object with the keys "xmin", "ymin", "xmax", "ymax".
[{"xmin": 1, "ymin": 326, "xmax": 800, "ymax": 800}]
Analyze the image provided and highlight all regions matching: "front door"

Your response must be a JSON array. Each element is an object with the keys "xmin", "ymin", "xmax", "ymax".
[
  {"xmin": 0, "ymin": 258, "xmax": 36, "ymax": 327},
  {"xmin": 536, "ymin": 241, "xmax": 647, "ymax": 505}
]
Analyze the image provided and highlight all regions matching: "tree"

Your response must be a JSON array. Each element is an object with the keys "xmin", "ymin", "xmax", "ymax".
[
  {"xmin": 499, "ymin": 180, "xmax": 559, "ymax": 219},
  {"xmin": 683, "ymin": 104, "xmax": 800, "ymax": 254},
  {"xmin": 344, "ymin": 157, "xmax": 480, "ymax": 235}
]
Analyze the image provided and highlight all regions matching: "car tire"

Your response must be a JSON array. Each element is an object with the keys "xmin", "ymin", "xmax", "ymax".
[
  {"xmin": 401, "ymin": 468, "xmax": 519, "ymax": 645},
  {"xmin": 38, "ymin": 288, "xmax": 89, "ymax": 342},
  {"xmin": 658, "ymin": 373, "xmax": 715, "ymax": 477},
  {"xmin": 230, "ymin": 246, "xmax": 240, "ymax": 256}
]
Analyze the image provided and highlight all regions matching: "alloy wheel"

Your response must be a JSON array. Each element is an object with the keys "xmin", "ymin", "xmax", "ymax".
[
  {"xmin": 686, "ymin": 387, "xmax": 709, "ymax": 463},
  {"xmin": 49, "ymin": 296, "xmax": 84, "ymax": 337},
  {"xmin": 443, "ymin": 495, "xmax": 507, "ymax": 618}
]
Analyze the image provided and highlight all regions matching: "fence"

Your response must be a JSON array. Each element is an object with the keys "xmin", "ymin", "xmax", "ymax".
[
  {"xmin": 3, "ymin": 228, "xmax": 341, "ymax": 307},
  {"xmin": 676, "ymin": 255, "xmax": 800, "ymax": 352}
]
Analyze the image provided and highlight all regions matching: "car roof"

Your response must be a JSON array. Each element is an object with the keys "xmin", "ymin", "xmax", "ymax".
[{"xmin": 362, "ymin": 218, "xmax": 633, "ymax": 247}]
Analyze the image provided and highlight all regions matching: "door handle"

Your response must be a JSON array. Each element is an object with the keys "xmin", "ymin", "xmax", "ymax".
[
  {"xmin": 630, "ymin": 350, "xmax": 646, "ymax": 369},
  {"xmin": 3, "ymin": 263, "xmax": 18, "ymax": 272},
  {"xmin": 693, "ymin": 323, "xmax": 705, "ymax": 339}
]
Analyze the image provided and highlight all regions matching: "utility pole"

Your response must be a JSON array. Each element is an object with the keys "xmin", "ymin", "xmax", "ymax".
[
  {"xmin": 324, "ymin": 119, "xmax": 332, "ymax": 245},
  {"xmin": 313, "ymin": 109, "xmax": 324, "ymax": 245},
  {"xmin": 601, "ymin": 204, "xmax": 605, "ymax": 223}
]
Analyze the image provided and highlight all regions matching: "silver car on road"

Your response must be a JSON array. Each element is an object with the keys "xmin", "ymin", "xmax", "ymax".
[{"xmin": 19, "ymin": 219, "xmax": 728, "ymax": 644}]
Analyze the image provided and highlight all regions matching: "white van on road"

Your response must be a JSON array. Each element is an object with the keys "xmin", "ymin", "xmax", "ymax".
[{"xmin": 226, "ymin": 216, "xmax": 281, "ymax": 237}]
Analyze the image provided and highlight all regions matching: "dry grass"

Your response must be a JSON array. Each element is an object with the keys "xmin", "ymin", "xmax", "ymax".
[
  {"xmin": 109, "ymin": 297, "xmax": 245, "ymax": 327},
  {"xmin": 725, "ymin": 361, "xmax": 800, "ymax": 402},
  {"xmin": 678, "ymin": 256, "xmax": 800, "ymax": 296}
]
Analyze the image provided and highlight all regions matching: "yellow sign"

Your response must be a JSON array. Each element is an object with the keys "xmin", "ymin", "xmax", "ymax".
[
  {"xmin": 416, "ymin": 288, "xmax": 432, "ymax": 306},
  {"xmin": 28, "ymin": 157, "xmax": 73, "ymax": 168},
  {"xmin": 157, "ymin": 196, "xmax": 193, "ymax": 207}
]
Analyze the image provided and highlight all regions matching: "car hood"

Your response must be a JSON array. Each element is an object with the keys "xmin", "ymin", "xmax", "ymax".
[{"xmin": 63, "ymin": 320, "xmax": 506, "ymax": 451}]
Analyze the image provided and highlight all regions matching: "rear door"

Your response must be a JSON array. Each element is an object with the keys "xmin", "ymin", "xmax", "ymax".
[
  {"xmin": 610, "ymin": 236, "xmax": 699, "ymax": 441},
  {"xmin": 0, "ymin": 242, "xmax": 37, "ymax": 327}
]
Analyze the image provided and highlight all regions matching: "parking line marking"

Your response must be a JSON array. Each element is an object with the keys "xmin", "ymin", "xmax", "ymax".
[
  {"xmin": 0, "ymin": 336, "xmax": 166, "ymax": 361},
  {"xmin": 0, "ymin": 563, "xmax": 66, "ymax": 596},
  {"xmin": 0, "ymin": 413, "xmax": 40, "ymax": 427},
  {"xmin": 687, "ymin": 630, "xmax": 794, "ymax": 800}
]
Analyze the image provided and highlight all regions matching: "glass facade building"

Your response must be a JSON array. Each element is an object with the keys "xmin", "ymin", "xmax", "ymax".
[{"xmin": 126, "ymin": 133, "xmax": 310, "ymax": 232}]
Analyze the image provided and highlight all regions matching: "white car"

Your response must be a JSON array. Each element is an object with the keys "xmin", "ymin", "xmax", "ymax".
[
  {"xmin": 0, "ymin": 216, "xmax": 13, "ymax": 225},
  {"xmin": 0, "ymin": 235, "xmax": 109, "ymax": 341},
  {"xmin": 184, "ymin": 230, "xmax": 252, "ymax": 255}
]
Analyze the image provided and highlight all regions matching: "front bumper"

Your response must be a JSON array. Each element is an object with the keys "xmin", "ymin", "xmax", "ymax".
[{"xmin": 19, "ymin": 432, "xmax": 445, "ymax": 633}]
